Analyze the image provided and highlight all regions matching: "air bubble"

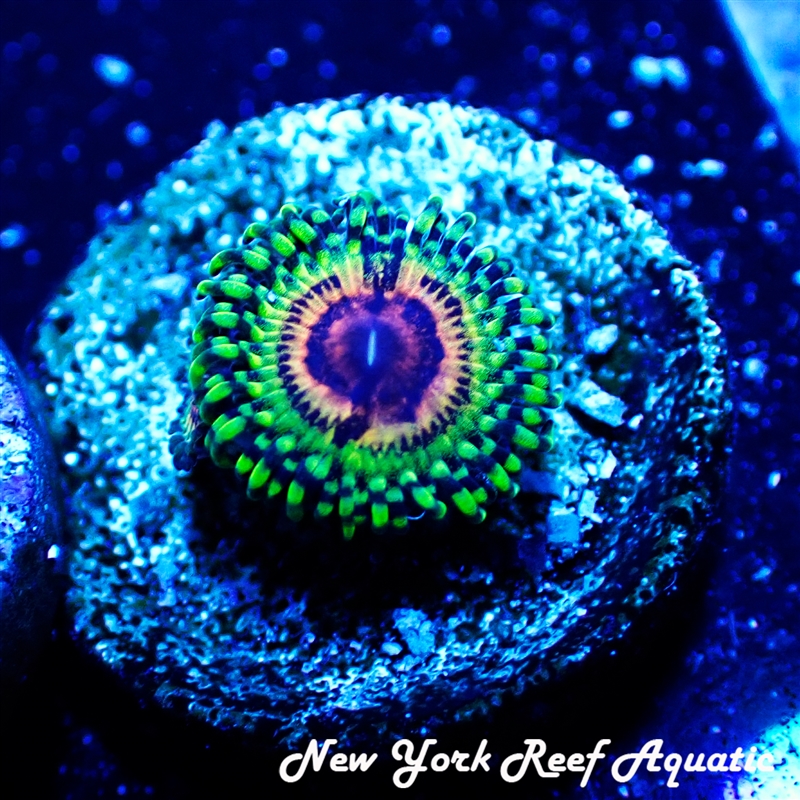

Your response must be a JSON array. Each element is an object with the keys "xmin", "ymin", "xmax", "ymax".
[
  {"xmin": 268, "ymin": 48, "xmax": 288, "ymax": 67},
  {"xmin": 431, "ymin": 24, "xmax": 451, "ymax": 47},
  {"xmin": 607, "ymin": 110, "xmax": 633, "ymax": 129},
  {"xmin": 125, "ymin": 121, "xmax": 151, "ymax": 147},
  {"xmin": 93, "ymin": 54, "xmax": 134, "ymax": 86}
]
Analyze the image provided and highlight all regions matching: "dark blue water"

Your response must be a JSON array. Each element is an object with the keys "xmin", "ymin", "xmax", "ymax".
[{"xmin": 2, "ymin": 1, "xmax": 798, "ymax": 797}]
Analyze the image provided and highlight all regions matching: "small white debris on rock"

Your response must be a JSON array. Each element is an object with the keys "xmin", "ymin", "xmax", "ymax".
[
  {"xmin": 584, "ymin": 324, "xmax": 619, "ymax": 354},
  {"xmin": 572, "ymin": 379, "xmax": 628, "ymax": 427},
  {"xmin": 578, "ymin": 489, "xmax": 602, "ymax": 523},
  {"xmin": 547, "ymin": 504, "xmax": 581, "ymax": 547},
  {"xmin": 599, "ymin": 451, "xmax": 618, "ymax": 479}
]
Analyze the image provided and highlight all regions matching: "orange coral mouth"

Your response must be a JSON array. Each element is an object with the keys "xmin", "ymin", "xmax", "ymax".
[{"xmin": 283, "ymin": 283, "xmax": 470, "ymax": 449}]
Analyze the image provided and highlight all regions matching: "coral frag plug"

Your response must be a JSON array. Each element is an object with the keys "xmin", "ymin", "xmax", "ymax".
[{"xmin": 30, "ymin": 97, "xmax": 730, "ymax": 744}]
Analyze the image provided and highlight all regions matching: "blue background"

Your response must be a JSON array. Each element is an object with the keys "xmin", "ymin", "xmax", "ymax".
[{"xmin": 1, "ymin": 1, "xmax": 798, "ymax": 797}]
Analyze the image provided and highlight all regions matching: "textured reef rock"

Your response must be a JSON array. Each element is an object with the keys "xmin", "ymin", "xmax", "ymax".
[
  {"xmin": 0, "ymin": 337, "xmax": 62, "ymax": 685},
  {"xmin": 28, "ymin": 96, "xmax": 730, "ymax": 745}
]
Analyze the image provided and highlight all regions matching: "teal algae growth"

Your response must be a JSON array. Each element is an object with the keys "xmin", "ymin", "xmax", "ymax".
[{"xmin": 30, "ymin": 96, "xmax": 730, "ymax": 744}]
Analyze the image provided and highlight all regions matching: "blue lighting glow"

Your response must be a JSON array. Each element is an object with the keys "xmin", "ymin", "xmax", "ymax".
[
  {"xmin": 268, "ymin": 47, "xmax": 288, "ymax": 67},
  {"xmin": 125, "ymin": 121, "xmax": 151, "ymax": 147},
  {"xmin": 0, "ymin": 223, "xmax": 28, "ymax": 249},
  {"xmin": 431, "ymin": 24, "xmax": 452, "ymax": 46},
  {"xmin": 608, "ymin": 110, "xmax": 634, "ymax": 129},
  {"xmin": 92, "ymin": 54, "xmax": 134, "ymax": 86}
]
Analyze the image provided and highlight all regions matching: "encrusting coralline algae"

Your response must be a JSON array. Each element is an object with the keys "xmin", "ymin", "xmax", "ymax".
[{"xmin": 30, "ymin": 95, "xmax": 729, "ymax": 745}]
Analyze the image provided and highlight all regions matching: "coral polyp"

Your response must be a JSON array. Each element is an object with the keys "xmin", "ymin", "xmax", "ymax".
[{"xmin": 174, "ymin": 191, "xmax": 560, "ymax": 536}]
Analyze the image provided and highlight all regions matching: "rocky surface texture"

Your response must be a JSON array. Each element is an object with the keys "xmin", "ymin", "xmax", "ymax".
[
  {"xmin": 28, "ymin": 97, "xmax": 728, "ymax": 746},
  {"xmin": 0, "ymin": 336, "xmax": 62, "ymax": 685}
]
